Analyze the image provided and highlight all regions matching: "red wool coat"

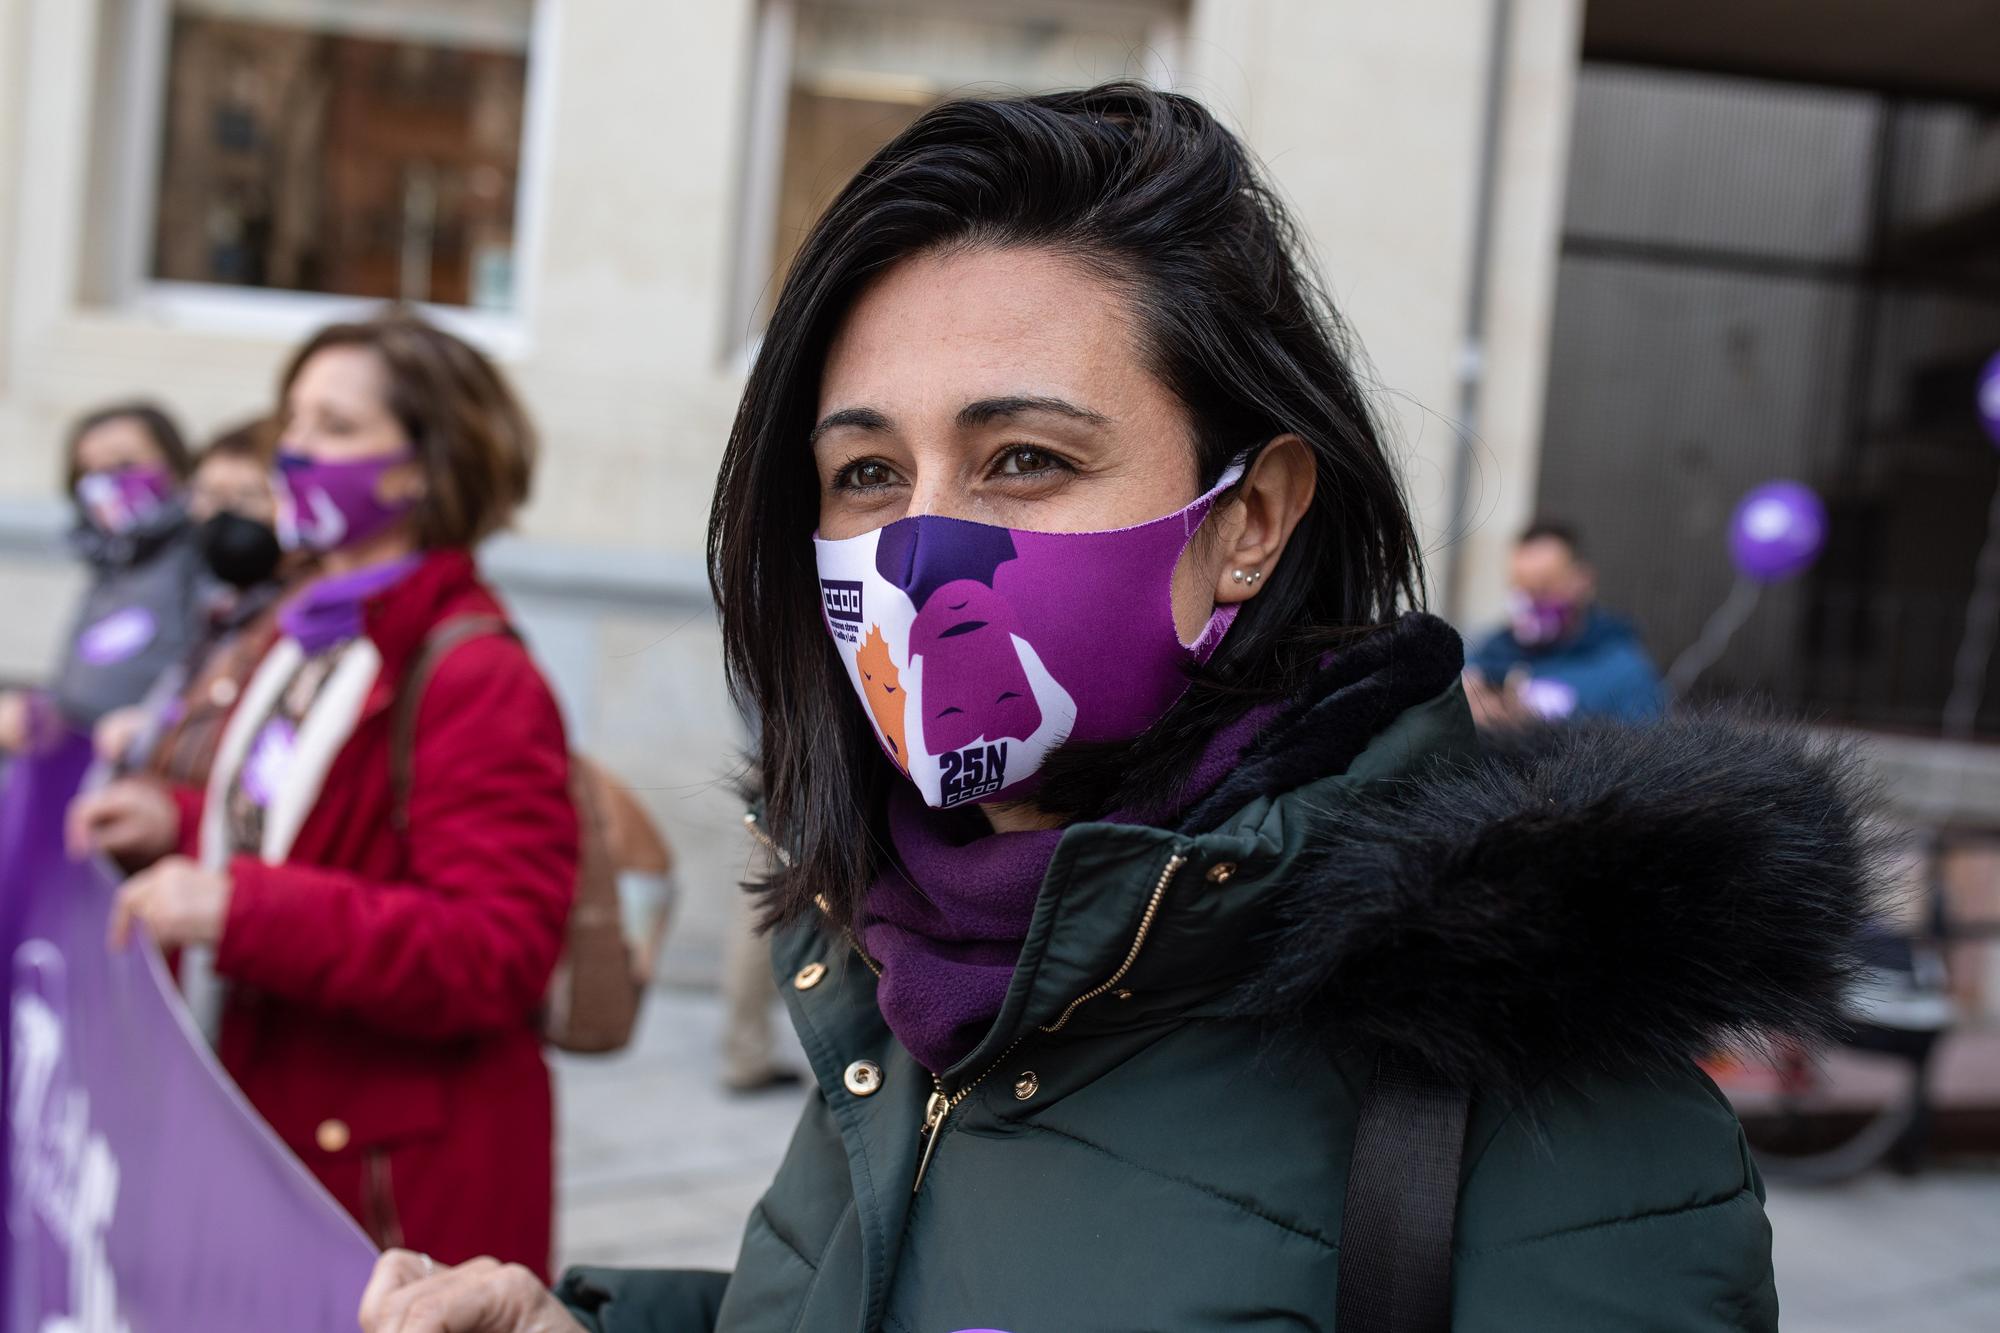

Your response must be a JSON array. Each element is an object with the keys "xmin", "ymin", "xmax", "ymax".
[{"xmin": 171, "ymin": 549, "xmax": 578, "ymax": 1277}]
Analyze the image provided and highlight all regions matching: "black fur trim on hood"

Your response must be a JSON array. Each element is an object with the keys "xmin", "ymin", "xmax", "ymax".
[
  {"xmin": 1231, "ymin": 712, "xmax": 1897, "ymax": 1094},
  {"xmin": 1179, "ymin": 612, "xmax": 1467, "ymax": 834}
]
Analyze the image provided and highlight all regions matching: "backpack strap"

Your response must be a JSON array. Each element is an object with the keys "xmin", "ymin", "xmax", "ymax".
[
  {"xmin": 389, "ymin": 613, "xmax": 517, "ymax": 833},
  {"xmin": 1337, "ymin": 1050, "xmax": 1471, "ymax": 1333}
]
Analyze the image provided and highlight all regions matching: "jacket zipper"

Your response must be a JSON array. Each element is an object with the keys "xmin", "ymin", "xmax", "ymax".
[
  {"xmin": 747, "ymin": 812, "xmax": 1189, "ymax": 1196},
  {"xmin": 912, "ymin": 848, "xmax": 1187, "ymax": 1194}
]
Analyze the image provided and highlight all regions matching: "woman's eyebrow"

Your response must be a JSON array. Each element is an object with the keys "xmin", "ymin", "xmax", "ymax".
[
  {"xmin": 808, "ymin": 406, "xmax": 893, "ymax": 448},
  {"xmin": 957, "ymin": 395, "xmax": 1111, "ymax": 429}
]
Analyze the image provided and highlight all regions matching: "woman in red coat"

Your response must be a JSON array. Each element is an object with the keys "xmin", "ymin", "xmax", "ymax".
[{"xmin": 69, "ymin": 311, "xmax": 578, "ymax": 1277}]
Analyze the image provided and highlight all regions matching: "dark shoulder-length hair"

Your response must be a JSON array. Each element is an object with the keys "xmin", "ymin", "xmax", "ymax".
[{"xmin": 712, "ymin": 82, "xmax": 1424, "ymax": 928}]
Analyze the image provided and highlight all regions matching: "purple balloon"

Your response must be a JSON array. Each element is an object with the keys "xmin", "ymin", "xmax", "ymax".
[
  {"xmin": 1980, "ymin": 348, "xmax": 2000, "ymax": 449},
  {"xmin": 1730, "ymin": 480, "xmax": 1826, "ymax": 583}
]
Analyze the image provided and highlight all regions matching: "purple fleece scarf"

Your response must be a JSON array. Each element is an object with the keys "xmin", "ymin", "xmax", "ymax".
[
  {"xmin": 277, "ymin": 555, "xmax": 422, "ymax": 656},
  {"xmin": 861, "ymin": 697, "xmax": 1285, "ymax": 1074}
]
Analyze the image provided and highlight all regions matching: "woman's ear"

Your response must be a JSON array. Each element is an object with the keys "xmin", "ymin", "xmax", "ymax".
[
  {"xmin": 378, "ymin": 459, "xmax": 429, "ymax": 504},
  {"xmin": 1213, "ymin": 435, "xmax": 1316, "ymax": 605}
]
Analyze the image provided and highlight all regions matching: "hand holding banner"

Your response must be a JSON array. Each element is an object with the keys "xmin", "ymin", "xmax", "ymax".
[{"xmin": 5, "ymin": 736, "xmax": 379, "ymax": 1332}]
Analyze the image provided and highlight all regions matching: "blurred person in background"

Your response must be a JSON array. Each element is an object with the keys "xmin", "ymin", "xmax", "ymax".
[
  {"xmin": 94, "ymin": 416, "xmax": 301, "ymax": 787},
  {"xmin": 0, "ymin": 402, "xmax": 203, "ymax": 753},
  {"xmin": 719, "ymin": 831, "xmax": 799, "ymax": 1094},
  {"xmin": 362, "ymin": 87, "xmax": 1878, "ymax": 1332},
  {"xmin": 1464, "ymin": 519, "xmax": 1664, "ymax": 727},
  {"xmin": 720, "ymin": 714, "xmax": 801, "ymax": 1094},
  {"xmin": 68, "ymin": 310, "xmax": 578, "ymax": 1278}
]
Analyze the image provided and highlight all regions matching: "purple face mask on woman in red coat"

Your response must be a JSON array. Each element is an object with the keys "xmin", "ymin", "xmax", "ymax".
[
  {"xmin": 273, "ymin": 449, "xmax": 417, "ymax": 553},
  {"xmin": 814, "ymin": 465, "xmax": 1244, "ymax": 809}
]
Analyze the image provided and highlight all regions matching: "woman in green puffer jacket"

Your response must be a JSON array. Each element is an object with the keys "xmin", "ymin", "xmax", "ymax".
[{"xmin": 362, "ymin": 83, "xmax": 1882, "ymax": 1333}]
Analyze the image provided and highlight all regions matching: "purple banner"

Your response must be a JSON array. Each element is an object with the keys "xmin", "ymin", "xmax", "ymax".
[{"xmin": 4, "ymin": 736, "xmax": 377, "ymax": 1332}]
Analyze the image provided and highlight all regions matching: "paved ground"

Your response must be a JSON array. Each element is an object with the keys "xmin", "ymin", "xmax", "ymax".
[
  {"xmin": 553, "ymin": 987, "xmax": 807, "ymax": 1274},
  {"xmin": 557, "ymin": 988, "xmax": 2000, "ymax": 1328},
  {"xmin": 1768, "ymin": 1171, "xmax": 2000, "ymax": 1332}
]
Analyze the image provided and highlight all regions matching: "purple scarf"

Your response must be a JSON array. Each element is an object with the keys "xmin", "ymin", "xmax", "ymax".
[
  {"xmin": 277, "ymin": 555, "xmax": 422, "ymax": 656},
  {"xmin": 861, "ymin": 698, "xmax": 1284, "ymax": 1074}
]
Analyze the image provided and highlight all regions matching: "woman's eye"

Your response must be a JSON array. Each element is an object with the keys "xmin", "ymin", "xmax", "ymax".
[
  {"xmin": 994, "ymin": 445, "xmax": 1068, "ymax": 478},
  {"xmin": 833, "ymin": 460, "xmax": 899, "ymax": 490}
]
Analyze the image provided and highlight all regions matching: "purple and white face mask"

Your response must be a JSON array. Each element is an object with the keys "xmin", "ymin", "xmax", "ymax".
[
  {"xmin": 814, "ymin": 466, "xmax": 1244, "ymax": 809},
  {"xmin": 75, "ymin": 466, "xmax": 175, "ymax": 536},
  {"xmin": 1508, "ymin": 591, "xmax": 1578, "ymax": 647},
  {"xmin": 274, "ymin": 448, "xmax": 417, "ymax": 553}
]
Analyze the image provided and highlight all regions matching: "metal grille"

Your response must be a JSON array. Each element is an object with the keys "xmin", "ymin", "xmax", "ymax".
[{"xmin": 1538, "ymin": 63, "xmax": 2000, "ymax": 734}]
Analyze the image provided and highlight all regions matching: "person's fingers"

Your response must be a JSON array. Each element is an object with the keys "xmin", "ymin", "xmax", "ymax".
[
  {"xmin": 108, "ymin": 868, "xmax": 161, "ymax": 948},
  {"xmin": 72, "ymin": 786, "xmax": 151, "ymax": 858},
  {"xmin": 358, "ymin": 1249, "xmax": 431, "ymax": 1330},
  {"xmin": 107, "ymin": 875, "xmax": 150, "ymax": 953},
  {"xmin": 66, "ymin": 791, "xmax": 109, "ymax": 859},
  {"xmin": 485, "ymin": 1264, "xmax": 555, "ymax": 1333},
  {"xmin": 93, "ymin": 810, "xmax": 140, "ymax": 857},
  {"xmin": 378, "ymin": 1257, "xmax": 502, "ymax": 1333},
  {"xmin": 421, "ymin": 1259, "xmax": 564, "ymax": 1333},
  {"xmin": 93, "ymin": 711, "xmax": 136, "ymax": 763},
  {"xmin": 376, "ymin": 1257, "xmax": 473, "ymax": 1333},
  {"xmin": 79, "ymin": 786, "xmax": 177, "ymax": 863},
  {"xmin": 0, "ymin": 691, "xmax": 27, "ymax": 753}
]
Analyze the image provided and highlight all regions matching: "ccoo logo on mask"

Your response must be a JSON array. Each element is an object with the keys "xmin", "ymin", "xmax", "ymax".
[{"xmin": 821, "ymin": 579, "xmax": 864, "ymax": 644}]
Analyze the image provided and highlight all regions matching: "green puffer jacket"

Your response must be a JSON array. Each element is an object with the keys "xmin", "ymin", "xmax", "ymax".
[{"xmin": 560, "ymin": 617, "xmax": 1876, "ymax": 1332}]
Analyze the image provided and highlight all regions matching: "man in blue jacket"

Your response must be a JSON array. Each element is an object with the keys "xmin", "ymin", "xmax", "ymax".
[{"xmin": 1467, "ymin": 520, "xmax": 1664, "ymax": 726}]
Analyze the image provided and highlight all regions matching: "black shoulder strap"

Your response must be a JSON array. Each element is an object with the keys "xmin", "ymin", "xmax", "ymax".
[{"xmin": 1337, "ymin": 1050, "xmax": 1471, "ymax": 1333}]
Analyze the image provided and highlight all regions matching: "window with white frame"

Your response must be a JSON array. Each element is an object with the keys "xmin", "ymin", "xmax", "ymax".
[
  {"xmin": 735, "ymin": 0, "xmax": 1185, "ymax": 338},
  {"xmin": 140, "ymin": 0, "xmax": 536, "ymax": 312}
]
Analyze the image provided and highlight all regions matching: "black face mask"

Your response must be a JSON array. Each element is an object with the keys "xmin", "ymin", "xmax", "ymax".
[{"xmin": 196, "ymin": 511, "xmax": 283, "ymax": 589}]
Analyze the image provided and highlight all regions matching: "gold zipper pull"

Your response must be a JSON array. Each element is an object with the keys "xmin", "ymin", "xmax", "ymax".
[{"xmin": 912, "ymin": 1089, "xmax": 949, "ymax": 1194}]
